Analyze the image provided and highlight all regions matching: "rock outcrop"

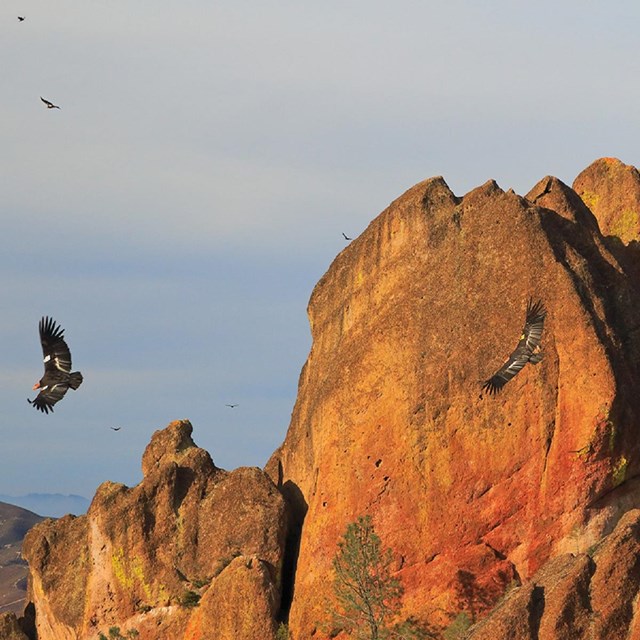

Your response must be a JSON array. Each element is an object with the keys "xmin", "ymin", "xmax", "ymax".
[
  {"xmin": 573, "ymin": 157, "xmax": 640, "ymax": 245},
  {"xmin": 23, "ymin": 420, "xmax": 287, "ymax": 640},
  {"xmin": 20, "ymin": 158, "xmax": 640, "ymax": 640},
  {"xmin": 467, "ymin": 509, "xmax": 640, "ymax": 639},
  {"xmin": 266, "ymin": 158, "xmax": 640, "ymax": 637},
  {"xmin": 0, "ymin": 611, "xmax": 31, "ymax": 640}
]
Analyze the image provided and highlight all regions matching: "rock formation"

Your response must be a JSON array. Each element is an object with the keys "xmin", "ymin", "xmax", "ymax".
[
  {"xmin": 22, "ymin": 420, "xmax": 287, "ymax": 640},
  {"xmin": 0, "ymin": 610, "xmax": 31, "ymax": 640},
  {"xmin": 573, "ymin": 157, "xmax": 640, "ymax": 245},
  {"xmin": 467, "ymin": 509, "xmax": 640, "ymax": 640},
  {"xmin": 266, "ymin": 158, "xmax": 640, "ymax": 638},
  {"xmin": 19, "ymin": 157, "xmax": 640, "ymax": 640}
]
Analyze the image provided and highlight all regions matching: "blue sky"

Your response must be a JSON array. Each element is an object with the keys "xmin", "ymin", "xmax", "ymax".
[{"xmin": 2, "ymin": 1, "xmax": 639, "ymax": 498}]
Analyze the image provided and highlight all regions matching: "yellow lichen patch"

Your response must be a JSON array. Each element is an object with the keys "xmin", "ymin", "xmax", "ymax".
[
  {"xmin": 112, "ymin": 548, "xmax": 134, "ymax": 590},
  {"xmin": 578, "ymin": 190, "xmax": 600, "ymax": 211},
  {"xmin": 612, "ymin": 456, "xmax": 628, "ymax": 488},
  {"xmin": 609, "ymin": 209, "xmax": 640, "ymax": 243},
  {"xmin": 111, "ymin": 548, "xmax": 153, "ymax": 601}
]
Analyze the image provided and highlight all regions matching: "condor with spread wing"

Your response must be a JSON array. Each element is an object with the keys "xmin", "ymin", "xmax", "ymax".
[
  {"xmin": 481, "ymin": 299, "xmax": 546, "ymax": 396},
  {"xmin": 29, "ymin": 317, "xmax": 83, "ymax": 413}
]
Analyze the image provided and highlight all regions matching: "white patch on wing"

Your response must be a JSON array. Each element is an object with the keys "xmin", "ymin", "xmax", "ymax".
[{"xmin": 44, "ymin": 355, "xmax": 51, "ymax": 362}]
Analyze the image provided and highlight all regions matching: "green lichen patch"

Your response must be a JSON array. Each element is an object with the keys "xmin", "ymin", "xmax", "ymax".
[{"xmin": 612, "ymin": 456, "xmax": 628, "ymax": 488}]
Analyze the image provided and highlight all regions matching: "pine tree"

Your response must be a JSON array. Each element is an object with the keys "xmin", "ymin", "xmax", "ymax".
[{"xmin": 332, "ymin": 515, "xmax": 403, "ymax": 639}]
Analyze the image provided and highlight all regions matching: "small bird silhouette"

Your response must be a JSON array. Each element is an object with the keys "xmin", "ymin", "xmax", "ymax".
[
  {"xmin": 342, "ymin": 232, "xmax": 352, "ymax": 241},
  {"xmin": 110, "ymin": 427, "xmax": 121, "ymax": 431},
  {"xmin": 225, "ymin": 404, "xmax": 239, "ymax": 408},
  {"xmin": 18, "ymin": 16, "xmax": 25, "ymax": 22},
  {"xmin": 40, "ymin": 97, "xmax": 60, "ymax": 109}
]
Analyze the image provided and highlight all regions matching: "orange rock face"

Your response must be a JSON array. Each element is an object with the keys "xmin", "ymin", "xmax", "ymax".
[
  {"xmin": 20, "ymin": 159, "xmax": 640, "ymax": 640},
  {"xmin": 23, "ymin": 420, "xmax": 287, "ymax": 640},
  {"xmin": 573, "ymin": 157, "xmax": 640, "ymax": 244},
  {"xmin": 468, "ymin": 509, "xmax": 640, "ymax": 640},
  {"xmin": 267, "ymin": 161, "xmax": 640, "ymax": 637}
]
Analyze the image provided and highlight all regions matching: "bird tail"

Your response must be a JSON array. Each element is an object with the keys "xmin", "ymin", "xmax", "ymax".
[
  {"xmin": 69, "ymin": 372, "xmax": 83, "ymax": 390},
  {"xmin": 529, "ymin": 351, "xmax": 543, "ymax": 365}
]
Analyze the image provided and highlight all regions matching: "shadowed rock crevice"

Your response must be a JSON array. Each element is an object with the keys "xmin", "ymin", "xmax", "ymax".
[
  {"xmin": 468, "ymin": 511, "xmax": 640, "ymax": 639},
  {"xmin": 527, "ymin": 585, "xmax": 545, "ymax": 640},
  {"xmin": 275, "ymin": 478, "xmax": 308, "ymax": 622}
]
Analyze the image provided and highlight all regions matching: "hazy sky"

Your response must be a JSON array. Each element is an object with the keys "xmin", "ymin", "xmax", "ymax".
[{"xmin": 2, "ymin": 1, "xmax": 638, "ymax": 499}]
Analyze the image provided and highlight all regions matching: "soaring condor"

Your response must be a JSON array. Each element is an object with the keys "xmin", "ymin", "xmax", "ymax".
[
  {"xmin": 40, "ymin": 97, "xmax": 60, "ymax": 109},
  {"xmin": 481, "ymin": 299, "xmax": 546, "ymax": 396},
  {"xmin": 29, "ymin": 316, "xmax": 83, "ymax": 413}
]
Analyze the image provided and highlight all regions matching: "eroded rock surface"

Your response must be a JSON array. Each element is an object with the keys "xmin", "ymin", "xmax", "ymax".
[
  {"xmin": 23, "ymin": 420, "xmax": 287, "ymax": 640},
  {"xmin": 267, "ymin": 160, "xmax": 640, "ymax": 637},
  {"xmin": 467, "ymin": 509, "xmax": 640, "ymax": 640}
]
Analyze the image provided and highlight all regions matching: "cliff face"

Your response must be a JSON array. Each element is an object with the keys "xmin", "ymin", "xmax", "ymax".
[
  {"xmin": 467, "ymin": 509, "xmax": 640, "ymax": 640},
  {"xmin": 21, "ymin": 158, "xmax": 640, "ymax": 640},
  {"xmin": 22, "ymin": 420, "xmax": 287, "ymax": 640},
  {"xmin": 266, "ymin": 159, "xmax": 640, "ymax": 637}
]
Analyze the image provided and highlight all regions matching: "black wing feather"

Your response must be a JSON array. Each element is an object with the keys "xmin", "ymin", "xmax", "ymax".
[
  {"xmin": 482, "ymin": 299, "xmax": 546, "ymax": 395},
  {"xmin": 523, "ymin": 298, "xmax": 546, "ymax": 352},
  {"xmin": 40, "ymin": 316, "xmax": 72, "ymax": 373},
  {"xmin": 28, "ymin": 382, "xmax": 70, "ymax": 414}
]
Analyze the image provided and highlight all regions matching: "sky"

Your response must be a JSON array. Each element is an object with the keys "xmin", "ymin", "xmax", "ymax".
[{"xmin": 1, "ymin": 1, "xmax": 639, "ymax": 500}]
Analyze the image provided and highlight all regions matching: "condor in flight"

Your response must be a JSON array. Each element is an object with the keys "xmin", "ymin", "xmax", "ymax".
[
  {"xmin": 28, "ymin": 317, "xmax": 83, "ymax": 414},
  {"xmin": 481, "ymin": 299, "xmax": 546, "ymax": 396},
  {"xmin": 40, "ymin": 97, "xmax": 60, "ymax": 109}
]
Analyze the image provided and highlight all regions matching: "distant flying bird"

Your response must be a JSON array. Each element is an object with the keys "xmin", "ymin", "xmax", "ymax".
[
  {"xmin": 110, "ymin": 427, "xmax": 121, "ymax": 431},
  {"xmin": 28, "ymin": 317, "xmax": 83, "ymax": 414},
  {"xmin": 342, "ymin": 232, "xmax": 352, "ymax": 241},
  {"xmin": 225, "ymin": 404, "xmax": 239, "ymax": 408},
  {"xmin": 40, "ymin": 97, "xmax": 60, "ymax": 109},
  {"xmin": 481, "ymin": 299, "xmax": 546, "ymax": 396},
  {"xmin": 18, "ymin": 16, "xmax": 25, "ymax": 21}
]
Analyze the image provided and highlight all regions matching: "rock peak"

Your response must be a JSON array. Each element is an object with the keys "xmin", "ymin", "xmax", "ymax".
[
  {"xmin": 270, "ymin": 158, "xmax": 640, "ymax": 637},
  {"xmin": 573, "ymin": 156, "xmax": 640, "ymax": 244},
  {"xmin": 23, "ymin": 419, "xmax": 287, "ymax": 640},
  {"xmin": 141, "ymin": 419, "xmax": 200, "ymax": 477}
]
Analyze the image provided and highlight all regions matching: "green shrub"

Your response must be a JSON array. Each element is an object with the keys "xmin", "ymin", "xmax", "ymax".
[
  {"xmin": 98, "ymin": 626, "xmax": 140, "ymax": 640},
  {"xmin": 276, "ymin": 622, "xmax": 290, "ymax": 640},
  {"xmin": 181, "ymin": 589, "xmax": 201, "ymax": 607},
  {"xmin": 331, "ymin": 515, "xmax": 433, "ymax": 639},
  {"xmin": 191, "ymin": 576, "xmax": 211, "ymax": 589},
  {"xmin": 443, "ymin": 612, "xmax": 472, "ymax": 640}
]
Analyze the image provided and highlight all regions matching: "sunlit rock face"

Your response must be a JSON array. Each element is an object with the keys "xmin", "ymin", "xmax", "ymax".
[
  {"xmin": 573, "ymin": 157, "xmax": 640, "ymax": 245},
  {"xmin": 19, "ymin": 157, "xmax": 640, "ymax": 640},
  {"xmin": 267, "ymin": 159, "xmax": 640, "ymax": 638},
  {"xmin": 23, "ymin": 420, "xmax": 287, "ymax": 640}
]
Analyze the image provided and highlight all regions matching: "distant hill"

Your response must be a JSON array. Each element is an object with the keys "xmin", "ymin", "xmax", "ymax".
[
  {"xmin": 0, "ymin": 501, "xmax": 44, "ymax": 615},
  {"xmin": 0, "ymin": 494, "xmax": 89, "ymax": 519}
]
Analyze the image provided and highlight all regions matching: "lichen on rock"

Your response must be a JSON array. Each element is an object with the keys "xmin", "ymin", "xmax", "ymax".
[{"xmin": 23, "ymin": 420, "xmax": 287, "ymax": 640}]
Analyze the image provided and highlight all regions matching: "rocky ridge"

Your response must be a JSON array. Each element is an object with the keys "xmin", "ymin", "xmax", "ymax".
[
  {"xmin": 12, "ymin": 157, "xmax": 640, "ymax": 640},
  {"xmin": 266, "ymin": 157, "xmax": 640, "ymax": 638},
  {"xmin": 21, "ymin": 420, "xmax": 287, "ymax": 640}
]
